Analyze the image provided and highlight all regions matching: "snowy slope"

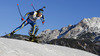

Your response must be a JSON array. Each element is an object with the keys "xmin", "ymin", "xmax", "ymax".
[{"xmin": 0, "ymin": 38, "xmax": 97, "ymax": 56}]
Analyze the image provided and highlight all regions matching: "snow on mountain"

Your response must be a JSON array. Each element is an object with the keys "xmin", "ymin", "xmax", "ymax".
[
  {"xmin": 81, "ymin": 17, "xmax": 100, "ymax": 28},
  {"xmin": 38, "ymin": 17, "xmax": 100, "ymax": 41},
  {"xmin": 62, "ymin": 17, "xmax": 100, "ymax": 39},
  {"xmin": 0, "ymin": 38, "xmax": 97, "ymax": 56}
]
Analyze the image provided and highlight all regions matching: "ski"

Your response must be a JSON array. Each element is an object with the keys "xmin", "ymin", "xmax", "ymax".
[
  {"xmin": 4, "ymin": 32, "xmax": 11, "ymax": 38},
  {"xmin": 24, "ymin": 36, "xmax": 42, "ymax": 43}
]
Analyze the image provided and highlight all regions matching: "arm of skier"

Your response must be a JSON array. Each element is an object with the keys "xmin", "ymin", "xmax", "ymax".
[
  {"xmin": 21, "ymin": 12, "xmax": 30, "ymax": 21},
  {"xmin": 41, "ymin": 15, "xmax": 45, "ymax": 24}
]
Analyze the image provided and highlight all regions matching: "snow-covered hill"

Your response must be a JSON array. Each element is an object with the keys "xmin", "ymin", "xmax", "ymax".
[{"xmin": 0, "ymin": 38, "xmax": 97, "ymax": 56}]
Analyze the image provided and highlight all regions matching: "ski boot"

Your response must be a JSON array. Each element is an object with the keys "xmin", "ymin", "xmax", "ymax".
[
  {"xmin": 29, "ymin": 35, "xmax": 35, "ymax": 41},
  {"xmin": 29, "ymin": 27, "xmax": 39, "ymax": 42},
  {"xmin": 7, "ymin": 31, "xmax": 15, "ymax": 37}
]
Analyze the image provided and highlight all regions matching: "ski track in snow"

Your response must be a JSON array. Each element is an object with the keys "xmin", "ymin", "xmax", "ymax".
[{"xmin": 0, "ymin": 37, "xmax": 97, "ymax": 56}]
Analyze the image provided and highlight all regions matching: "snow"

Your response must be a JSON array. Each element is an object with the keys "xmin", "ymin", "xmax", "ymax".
[
  {"xmin": 84, "ymin": 17, "xmax": 100, "ymax": 28},
  {"xmin": 0, "ymin": 38, "xmax": 97, "ymax": 56}
]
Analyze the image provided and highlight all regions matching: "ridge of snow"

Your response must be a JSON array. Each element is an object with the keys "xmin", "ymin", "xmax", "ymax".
[{"xmin": 0, "ymin": 38, "xmax": 97, "ymax": 56}]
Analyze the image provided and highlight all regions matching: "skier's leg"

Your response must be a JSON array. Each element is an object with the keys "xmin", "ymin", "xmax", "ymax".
[
  {"xmin": 29, "ymin": 24, "xmax": 36, "ymax": 41},
  {"xmin": 14, "ymin": 21, "xmax": 28, "ymax": 32},
  {"xmin": 34, "ymin": 25, "xmax": 39, "ymax": 35},
  {"xmin": 32, "ymin": 24, "xmax": 36, "ymax": 35},
  {"xmin": 8, "ymin": 21, "xmax": 28, "ymax": 36},
  {"xmin": 29, "ymin": 22, "xmax": 36, "ymax": 41}
]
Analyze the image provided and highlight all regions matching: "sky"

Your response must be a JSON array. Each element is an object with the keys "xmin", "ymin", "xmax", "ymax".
[{"xmin": 0, "ymin": 0, "xmax": 100, "ymax": 36}]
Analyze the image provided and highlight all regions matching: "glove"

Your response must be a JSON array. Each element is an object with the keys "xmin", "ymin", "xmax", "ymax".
[
  {"xmin": 21, "ymin": 18, "xmax": 24, "ymax": 21},
  {"xmin": 42, "ymin": 21, "xmax": 45, "ymax": 24}
]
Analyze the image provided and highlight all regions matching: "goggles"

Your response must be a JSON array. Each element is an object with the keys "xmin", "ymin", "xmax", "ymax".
[{"xmin": 39, "ymin": 11, "xmax": 43, "ymax": 14}]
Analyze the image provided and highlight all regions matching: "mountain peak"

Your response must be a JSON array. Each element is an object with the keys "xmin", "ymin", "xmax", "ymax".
[
  {"xmin": 80, "ymin": 17, "xmax": 100, "ymax": 28},
  {"xmin": 38, "ymin": 17, "xmax": 100, "ymax": 42}
]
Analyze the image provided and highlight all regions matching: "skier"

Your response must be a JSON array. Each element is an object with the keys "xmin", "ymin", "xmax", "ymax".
[{"xmin": 8, "ymin": 8, "xmax": 45, "ymax": 41}]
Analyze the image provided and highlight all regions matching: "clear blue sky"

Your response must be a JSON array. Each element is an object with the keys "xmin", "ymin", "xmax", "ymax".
[{"xmin": 0, "ymin": 0, "xmax": 100, "ymax": 36}]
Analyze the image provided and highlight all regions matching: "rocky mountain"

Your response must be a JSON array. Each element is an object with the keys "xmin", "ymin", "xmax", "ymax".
[{"xmin": 38, "ymin": 17, "xmax": 100, "ymax": 42}]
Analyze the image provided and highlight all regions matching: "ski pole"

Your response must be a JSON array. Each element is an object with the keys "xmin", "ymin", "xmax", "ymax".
[
  {"xmin": 31, "ymin": 4, "xmax": 36, "ymax": 11},
  {"xmin": 17, "ymin": 4, "xmax": 24, "ymax": 21}
]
